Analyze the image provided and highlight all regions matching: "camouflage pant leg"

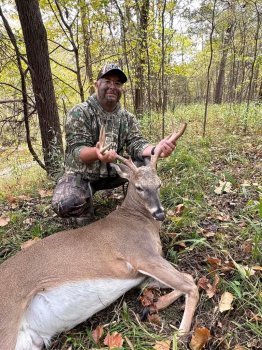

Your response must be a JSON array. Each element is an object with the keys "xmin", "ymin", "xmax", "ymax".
[{"xmin": 52, "ymin": 173, "xmax": 93, "ymax": 218}]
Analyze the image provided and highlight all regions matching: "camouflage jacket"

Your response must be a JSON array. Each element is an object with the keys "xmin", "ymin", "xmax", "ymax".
[{"xmin": 64, "ymin": 94, "xmax": 150, "ymax": 180}]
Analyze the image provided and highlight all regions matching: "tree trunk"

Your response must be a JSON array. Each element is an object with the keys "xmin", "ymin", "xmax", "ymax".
[
  {"xmin": 15, "ymin": 0, "xmax": 63, "ymax": 177},
  {"xmin": 214, "ymin": 24, "xmax": 234, "ymax": 104},
  {"xmin": 80, "ymin": 0, "xmax": 95, "ymax": 95},
  {"xmin": 134, "ymin": 0, "xmax": 149, "ymax": 116},
  {"xmin": 203, "ymin": 0, "xmax": 216, "ymax": 137}
]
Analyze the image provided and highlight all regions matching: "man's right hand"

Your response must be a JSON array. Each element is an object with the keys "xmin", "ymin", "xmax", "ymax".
[{"xmin": 95, "ymin": 142, "xmax": 118, "ymax": 163}]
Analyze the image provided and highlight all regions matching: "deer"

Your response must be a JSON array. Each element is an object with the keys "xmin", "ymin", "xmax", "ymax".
[{"xmin": 0, "ymin": 123, "xmax": 199, "ymax": 350}]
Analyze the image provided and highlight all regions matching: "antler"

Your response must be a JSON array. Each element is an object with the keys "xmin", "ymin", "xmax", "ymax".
[
  {"xmin": 99, "ymin": 125, "xmax": 138, "ymax": 172},
  {"xmin": 115, "ymin": 155, "xmax": 138, "ymax": 172},
  {"xmin": 151, "ymin": 123, "xmax": 187, "ymax": 168},
  {"xmin": 99, "ymin": 125, "xmax": 112, "ymax": 154}
]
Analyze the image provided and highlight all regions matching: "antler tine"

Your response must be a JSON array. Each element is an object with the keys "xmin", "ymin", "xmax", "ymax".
[
  {"xmin": 99, "ymin": 125, "xmax": 112, "ymax": 154},
  {"xmin": 151, "ymin": 123, "xmax": 187, "ymax": 169},
  {"xmin": 115, "ymin": 154, "xmax": 138, "ymax": 172},
  {"xmin": 167, "ymin": 122, "xmax": 187, "ymax": 144}
]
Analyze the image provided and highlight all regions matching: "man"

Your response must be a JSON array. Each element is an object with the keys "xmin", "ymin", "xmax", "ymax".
[{"xmin": 52, "ymin": 63, "xmax": 175, "ymax": 224}]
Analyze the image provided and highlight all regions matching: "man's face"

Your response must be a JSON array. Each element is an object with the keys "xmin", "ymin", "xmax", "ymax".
[{"xmin": 96, "ymin": 73, "xmax": 124, "ymax": 108}]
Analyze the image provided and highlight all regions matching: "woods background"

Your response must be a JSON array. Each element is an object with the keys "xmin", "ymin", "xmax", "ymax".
[{"xmin": 0, "ymin": 0, "xmax": 261, "ymax": 175}]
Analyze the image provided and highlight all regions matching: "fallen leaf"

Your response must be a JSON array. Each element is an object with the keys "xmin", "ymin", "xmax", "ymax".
[
  {"xmin": 220, "ymin": 261, "xmax": 235, "ymax": 272},
  {"xmin": 38, "ymin": 189, "xmax": 53, "ymax": 198},
  {"xmin": 139, "ymin": 287, "xmax": 160, "ymax": 311},
  {"xmin": 203, "ymin": 231, "xmax": 216, "ymax": 238},
  {"xmin": 166, "ymin": 209, "xmax": 175, "ymax": 217},
  {"xmin": 233, "ymin": 345, "xmax": 245, "ymax": 350},
  {"xmin": 104, "ymin": 331, "xmax": 124, "ymax": 349},
  {"xmin": 206, "ymin": 274, "xmax": 220, "ymax": 298},
  {"xmin": 139, "ymin": 288, "xmax": 155, "ymax": 307},
  {"xmin": 92, "ymin": 325, "xmax": 104, "ymax": 344},
  {"xmin": 148, "ymin": 313, "xmax": 162, "ymax": 326},
  {"xmin": 248, "ymin": 310, "xmax": 262, "ymax": 322},
  {"xmin": 241, "ymin": 241, "xmax": 253, "ymax": 254},
  {"xmin": 0, "ymin": 216, "xmax": 10, "ymax": 227},
  {"xmin": 206, "ymin": 257, "xmax": 222, "ymax": 268},
  {"xmin": 214, "ymin": 180, "xmax": 232, "ymax": 194},
  {"xmin": 23, "ymin": 218, "xmax": 35, "ymax": 225},
  {"xmin": 17, "ymin": 195, "xmax": 31, "ymax": 201},
  {"xmin": 219, "ymin": 292, "xmax": 234, "ymax": 312},
  {"xmin": 175, "ymin": 203, "xmax": 185, "ymax": 215},
  {"xmin": 153, "ymin": 339, "xmax": 171, "ymax": 350},
  {"xmin": 197, "ymin": 274, "xmax": 220, "ymax": 298},
  {"xmin": 252, "ymin": 265, "xmax": 262, "ymax": 272},
  {"xmin": 6, "ymin": 195, "xmax": 17, "ymax": 204},
  {"xmin": 197, "ymin": 276, "xmax": 209, "ymax": 290},
  {"xmin": 21, "ymin": 237, "xmax": 41, "ymax": 250},
  {"xmin": 189, "ymin": 327, "xmax": 211, "ymax": 350},
  {"xmin": 216, "ymin": 214, "xmax": 230, "ymax": 222}
]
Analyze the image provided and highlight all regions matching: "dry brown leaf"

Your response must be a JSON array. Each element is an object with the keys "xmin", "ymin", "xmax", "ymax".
[
  {"xmin": 175, "ymin": 203, "xmax": 185, "ymax": 215},
  {"xmin": 139, "ymin": 287, "xmax": 160, "ymax": 310},
  {"xmin": 233, "ymin": 345, "xmax": 245, "ymax": 350},
  {"xmin": 220, "ymin": 261, "xmax": 235, "ymax": 272},
  {"xmin": 248, "ymin": 310, "xmax": 262, "ymax": 322},
  {"xmin": 21, "ymin": 237, "xmax": 41, "ymax": 250},
  {"xmin": 241, "ymin": 241, "xmax": 253, "ymax": 254},
  {"xmin": 104, "ymin": 331, "xmax": 124, "ymax": 349},
  {"xmin": 219, "ymin": 291, "xmax": 234, "ymax": 312},
  {"xmin": 252, "ymin": 265, "xmax": 262, "ymax": 272},
  {"xmin": 203, "ymin": 231, "xmax": 216, "ymax": 238},
  {"xmin": 153, "ymin": 339, "xmax": 171, "ymax": 350},
  {"xmin": 216, "ymin": 214, "xmax": 230, "ymax": 222},
  {"xmin": 0, "ymin": 215, "xmax": 10, "ymax": 227},
  {"xmin": 197, "ymin": 274, "xmax": 220, "ymax": 298},
  {"xmin": 92, "ymin": 324, "xmax": 104, "ymax": 344},
  {"xmin": 6, "ymin": 195, "xmax": 17, "ymax": 204},
  {"xmin": 197, "ymin": 276, "xmax": 209, "ymax": 290},
  {"xmin": 139, "ymin": 288, "xmax": 155, "ymax": 307},
  {"xmin": 206, "ymin": 274, "xmax": 220, "ymax": 298},
  {"xmin": 17, "ymin": 195, "xmax": 31, "ymax": 201},
  {"xmin": 38, "ymin": 189, "xmax": 53, "ymax": 198},
  {"xmin": 148, "ymin": 313, "xmax": 162, "ymax": 326},
  {"xmin": 189, "ymin": 327, "xmax": 211, "ymax": 350},
  {"xmin": 214, "ymin": 180, "xmax": 232, "ymax": 194},
  {"xmin": 23, "ymin": 218, "xmax": 35, "ymax": 225},
  {"xmin": 206, "ymin": 257, "xmax": 222, "ymax": 268}
]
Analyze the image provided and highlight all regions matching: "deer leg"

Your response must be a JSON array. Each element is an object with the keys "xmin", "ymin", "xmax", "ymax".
[
  {"xmin": 143, "ymin": 273, "xmax": 194, "ymax": 312},
  {"xmin": 138, "ymin": 256, "xmax": 199, "ymax": 333}
]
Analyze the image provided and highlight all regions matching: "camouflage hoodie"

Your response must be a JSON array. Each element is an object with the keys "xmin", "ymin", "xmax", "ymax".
[{"xmin": 64, "ymin": 94, "xmax": 150, "ymax": 180}]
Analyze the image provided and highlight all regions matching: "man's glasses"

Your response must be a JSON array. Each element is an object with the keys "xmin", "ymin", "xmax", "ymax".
[{"xmin": 101, "ymin": 78, "xmax": 123, "ymax": 88}]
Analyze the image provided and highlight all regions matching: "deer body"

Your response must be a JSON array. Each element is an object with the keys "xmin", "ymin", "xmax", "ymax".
[
  {"xmin": 0, "ymin": 124, "xmax": 199, "ymax": 350},
  {"xmin": 0, "ymin": 207, "xmax": 159, "ymax": 350}
]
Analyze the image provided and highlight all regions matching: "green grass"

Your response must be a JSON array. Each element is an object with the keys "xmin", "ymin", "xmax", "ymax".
[{"xmin": 0, "ymin": 103, "xmax": 261, "ymax": 349}]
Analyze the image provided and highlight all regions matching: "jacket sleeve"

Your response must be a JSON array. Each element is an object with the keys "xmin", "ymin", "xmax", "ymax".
[{"xmin": 65, "ymin": 104, "xmax": 95, "ymax": 164}]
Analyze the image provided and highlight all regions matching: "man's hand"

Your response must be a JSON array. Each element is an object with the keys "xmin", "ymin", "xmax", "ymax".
[
  {"xmin": 95, "ymin": 141, "xmax": 118, "ymax": 163},
  {"xmin": 155, "ymin": 136, "xmax": 176, "ymax": 158}
]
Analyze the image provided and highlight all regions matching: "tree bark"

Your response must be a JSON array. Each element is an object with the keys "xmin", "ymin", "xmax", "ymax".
[
  {"xmin": 80, "ymin": 0, "xmax": 95, "ymax": 95},
  {"xmin": 214, "ymin": 23, "xmax": 234, "ymax": 104},
  {"xmin": 15, "ymin": 0, "xmax": 63, "ymax": 177}
]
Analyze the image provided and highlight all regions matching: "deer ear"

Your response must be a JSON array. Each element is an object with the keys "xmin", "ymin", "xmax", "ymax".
[{"xmin": 110, "ymin": 163, "xmax": 131, "ymax": 179}]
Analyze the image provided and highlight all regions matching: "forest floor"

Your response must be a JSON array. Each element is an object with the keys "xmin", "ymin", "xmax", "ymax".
[{"xmin": 0, "ymin": 104, "xmax": 261, "ymax": 350}]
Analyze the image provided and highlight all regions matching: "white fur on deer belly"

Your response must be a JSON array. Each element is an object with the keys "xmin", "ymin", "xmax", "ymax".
[{"xmin": 24, "ymin": 277, "xmax": 144, "ymax": 336}]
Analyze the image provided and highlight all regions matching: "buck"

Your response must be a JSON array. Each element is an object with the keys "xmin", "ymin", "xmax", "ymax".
[{"xmin": 0, "ymin": 124, "xmax": 199, "ymax": 350}]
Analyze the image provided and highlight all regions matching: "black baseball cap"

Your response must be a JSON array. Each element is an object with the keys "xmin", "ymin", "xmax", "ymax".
[{"xmin": 97, "ymin": 63, "xmax": 127, "ymax": 83}]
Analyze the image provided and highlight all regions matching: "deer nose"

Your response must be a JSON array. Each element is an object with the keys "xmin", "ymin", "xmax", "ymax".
[{"xmin": 153, "ymin": 210, "xmax": 165, "ymax": 221}]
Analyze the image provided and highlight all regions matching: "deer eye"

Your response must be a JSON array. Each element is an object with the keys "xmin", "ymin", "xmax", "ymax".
[{"xmin": 136, "ymin": 186, "xmax": 144, "ymax": 192}]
